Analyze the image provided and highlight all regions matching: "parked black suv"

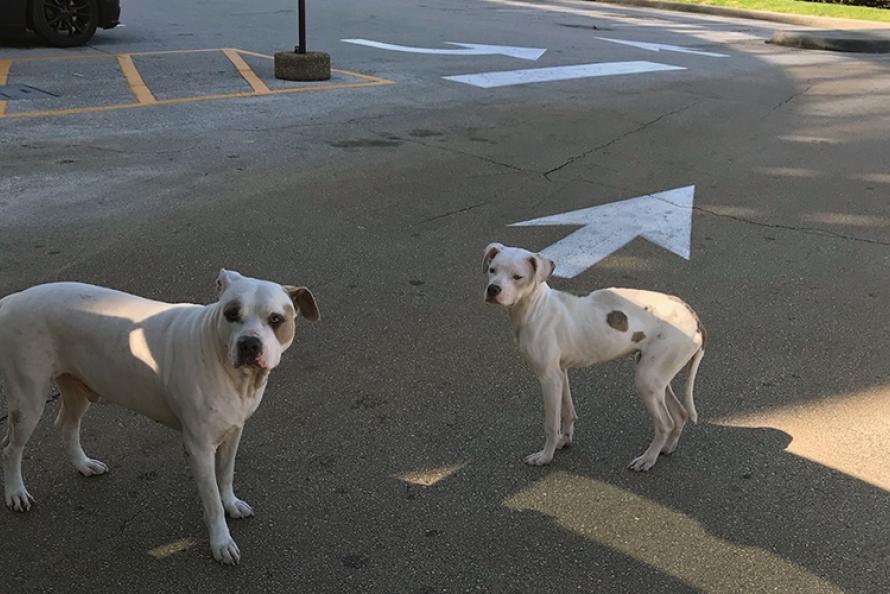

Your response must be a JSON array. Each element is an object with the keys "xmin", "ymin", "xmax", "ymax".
[{"xmin": 0, "ymin": 0, "xmax": 120, "ymax": 47}]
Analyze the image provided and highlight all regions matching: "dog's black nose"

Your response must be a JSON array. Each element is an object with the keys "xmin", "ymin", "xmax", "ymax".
[
  {"xmin": 487, "ymin": 284, "xmax": 501, "ymax": 298},
  {"xmin": 236, "ymin": 336, "xmax": 262, "ymax": 362}
]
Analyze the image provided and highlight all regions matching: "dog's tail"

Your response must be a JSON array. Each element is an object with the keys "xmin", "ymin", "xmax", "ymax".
[{"xmin": 683, "ymin": 347, "xmax": 705, "ymax": 424}]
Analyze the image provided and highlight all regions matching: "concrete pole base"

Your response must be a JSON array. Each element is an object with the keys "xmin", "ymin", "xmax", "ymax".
[{"xmin": 274, "ymin": 51, "xmax": 332, "ymax": 81}]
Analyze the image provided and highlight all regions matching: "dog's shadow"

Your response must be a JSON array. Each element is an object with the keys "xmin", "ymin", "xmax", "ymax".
[{"xmin": 484, "ymin": 420, "xmax": 886, "ymax": 593}]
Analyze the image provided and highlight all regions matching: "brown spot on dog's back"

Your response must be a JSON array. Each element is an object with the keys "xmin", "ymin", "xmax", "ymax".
[
  {"xmin": 632, "ymin": 331, "xmax": 646, "ymax": 343},
  {"xmin": 607, "ymin": 311, "xmax": 628, "ymax": 332}
]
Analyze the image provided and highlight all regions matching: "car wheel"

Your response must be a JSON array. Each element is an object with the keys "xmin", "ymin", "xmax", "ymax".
[{"xmin": 31, "ymin": 0, "xmax": 99, "ymax": 48}]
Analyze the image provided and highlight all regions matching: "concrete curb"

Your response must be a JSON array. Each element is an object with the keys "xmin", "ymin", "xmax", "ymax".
[
  {"xmin": 768, "ymin": 29, "xmax": 890, "ymax": 52},
  {"xmin": 586, "ymin": 0, "xmax": 890, "ymax": 30}
]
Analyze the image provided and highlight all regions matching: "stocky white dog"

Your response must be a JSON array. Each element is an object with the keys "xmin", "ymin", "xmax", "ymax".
[
  {"xmin": 0, "ymin": 270, "xmax": 319, "ymax": 564},
  {"xmin": 483, "ymin": 243, "xmax": 705, "ymax": 472}
]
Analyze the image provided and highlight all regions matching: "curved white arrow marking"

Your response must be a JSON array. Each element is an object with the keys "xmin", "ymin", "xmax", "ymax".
[
  {"xmin": 596, "ymin": 37, "xmax": 728, "ymax": 58},
  {"xmin": 341, "ymin": 38, "xmax": 546, "ymax": 60},
  {"xmin": 510, "ymin": 186, "xmax": 695, "ymax": 278}
]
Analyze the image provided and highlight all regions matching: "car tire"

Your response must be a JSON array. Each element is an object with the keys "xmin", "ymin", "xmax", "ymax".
[{"xmin": 31, "ymin": 0, "xmax": 99, "ymax": 48}]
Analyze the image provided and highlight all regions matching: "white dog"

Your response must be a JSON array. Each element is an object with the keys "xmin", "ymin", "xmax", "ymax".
[
  {"xmin": 0, "ymin": 270, "xmax": 319, "ymax": 564},
  {"xmin": 483, "ymin": 243, "xmax": 705, "ymax": 472}
]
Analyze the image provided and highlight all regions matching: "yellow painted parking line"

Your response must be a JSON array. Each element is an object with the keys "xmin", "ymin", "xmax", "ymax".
[
  {"xmin": 0, "ymin": 59, "xmax": 12, "ymax": 116},
  {"xmin": 231, "ymin": 49, "xmax": 275, "ymax": 60},
  {"xmin": 331, "ymin": 67, "xmax": 393, "ymax": 86},
  {"xmin": 222, "ymin": 48, "xmax": 271, "ymax": 95},
  {"xmin": 0, "ymin": 78, "xmax": 394, "ymax": 120},
  {"xmin": 116, "ymin": 54, "xmax": 156, "ymax": 105},
  {"xmin": 0, "ymin": 48, "xmax": 395, "ymax": 120}
]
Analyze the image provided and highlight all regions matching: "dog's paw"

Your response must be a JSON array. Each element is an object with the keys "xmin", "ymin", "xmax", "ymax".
[
  {"xmin": 523, "ymin": 450, "xmax": 553, "ymax": 466},
  {"xmin": 224, "ymin": 497, "xmax": 254, "ymax": 519},
  {"xmin": 628, "ymin": 454, "xmax": 658, "ymax": 472},
  {"xmin": 4, "ymin": 486, "xmax": 34, "ymax": 512},
  {"xmin": 210, "ymin": 537, "xmax": 241, "ymax": 565},
  {"xmin": 75, "ymin": 457, "xmax": 109, "ymax": 477}
]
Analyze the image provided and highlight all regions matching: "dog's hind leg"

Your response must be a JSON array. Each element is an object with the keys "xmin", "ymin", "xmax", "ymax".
[
  {"xmin": 54, "ymin": 375, "xmax": 108, "ymax": 477},
  {"xmin": 628, "ymin": 373, "xmax": 672, "ymax": 472},
  {"xmin": 629, "ymin": 341, "xmax": 695, "ymax": 472},
  {"xmin": 557, "ymin": 369, "xmax": 576, "ymax": 450},
  {"xmin": 2, "ymin": 371, "xmax": 49, "ymax": 511},
  {"xmin": 661, "ymin": 383, "xmax": 688, "ymax": 455}
]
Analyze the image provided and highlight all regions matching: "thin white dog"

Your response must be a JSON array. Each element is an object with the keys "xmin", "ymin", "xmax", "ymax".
[
  {"xmin": 483, "ymin": 243, "xmax": 705, "ymax": 471},
  {"xmin": 0, "ymin": 270, "xmax": 319, "ymax": 564}
]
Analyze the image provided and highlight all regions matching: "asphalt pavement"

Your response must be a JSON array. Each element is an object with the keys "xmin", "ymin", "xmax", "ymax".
[{"xmin": 1, "ymin": 0, "xmax": 890, "ymax": 592}]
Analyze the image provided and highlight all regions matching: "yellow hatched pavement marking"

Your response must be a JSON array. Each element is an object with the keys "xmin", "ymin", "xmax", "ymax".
[
  {"xmin": 116, "ymin": 54, "xmax": 157, "ymax": 105},
  {"xmin": 222, "ymin": 48, "xmax": 271, "ymax": 95},
  {"xmin": 0, "ymin": 60, "xmax": 12, "ymax": 116},
  {"xmin": 0, "ymin": 48, "xmax": 395, "ymax": 119}
]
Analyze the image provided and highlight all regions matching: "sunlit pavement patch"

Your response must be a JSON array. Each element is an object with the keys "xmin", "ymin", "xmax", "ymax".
[
  {"xmin": 714, "ymin": 386, "xmax": 890, "ymax": 491},
  {"xmin": 393, "ymin": 462, "xmax": 467, "ymax": 487},
  {"xmin": 147, "ymin": 537, "xmax": 199, "ymax": 560},
  {"xmin": 506, "ymin": 472, "xmax": 840, "ymax": 593}
]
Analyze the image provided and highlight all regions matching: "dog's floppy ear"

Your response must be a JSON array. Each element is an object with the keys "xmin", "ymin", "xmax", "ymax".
[
  {"xmin": 482, "ymin": 242, "xmax": 504, "ymax": 273},
  {"xmin": 216, "ymin": 269, "xmax": 243, "ymax": 296},
  {"xmin": 283, "ymin": 286, "xmax": 320, "ymax": 322},
  {"xmin": 528, "ymin": 253, "xmax": 555, "ymax": 283}
]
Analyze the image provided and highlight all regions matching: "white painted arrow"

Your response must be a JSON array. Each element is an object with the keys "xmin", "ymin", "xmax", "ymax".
[
  {"xmin": 341, "ymin": 38, "xmax": 546, "ymax": 60},
  {"xmin": 444, "ymin": 61, "xmax": 684, "ymax": 88},
  {"xmin": 509, "ymin": 186, "xmax": 695, "ymax": 278},
  {"xmin": 596, "ymin": 37, "xmax": 728, "ymax": 58}
]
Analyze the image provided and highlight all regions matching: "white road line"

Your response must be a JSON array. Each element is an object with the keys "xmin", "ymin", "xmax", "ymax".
[
  {"xmin": 596, "ymin": 37, "xmax": 729, "ymax": 58},
  {"xmin": 341, "ymin": 39, "xmax": 546, "ymax": 60},
  {"xmin": 443, "ymin": 61, "xmax": 685, "ymax": 89}
]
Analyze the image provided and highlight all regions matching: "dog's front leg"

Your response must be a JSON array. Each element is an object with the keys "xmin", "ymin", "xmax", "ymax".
[
  {"xmin": 216, "ymin": 426, "xmax": 253, "ymax": 519},
  {"xmin": 524, "ymin": 370, "xmax": 563, "ymax": 466},
  {"xmin": 558, "ymin": 369, "xmax": 576, "ymax": 449},
  {"xmin": 185, "ymin": 436, "xmax": 240, "ymax": 565}
]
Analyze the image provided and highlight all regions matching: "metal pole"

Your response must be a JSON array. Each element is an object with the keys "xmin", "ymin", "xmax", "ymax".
[{"xmin": 296, "ymin": 0, "xmax": 306, "ymax": 54}]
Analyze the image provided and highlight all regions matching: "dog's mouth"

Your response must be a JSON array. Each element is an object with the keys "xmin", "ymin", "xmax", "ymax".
[
  {"xmin": 485, "ymin": 295, "xmax": 502, "ymax": 305},
  {"xmin": 234, "ymin": 358, "xmax": 269, "ymax": 370}
]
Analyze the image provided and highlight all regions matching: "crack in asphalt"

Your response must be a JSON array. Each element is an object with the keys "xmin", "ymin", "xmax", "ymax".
[
  {"xmin": 420, "ymin": 201, "xmax": 491, "ymax": 223},
  {"xmin": 647, "ymin": 193, "xmax": 890, "ymax": 247},
  {"xmin": 695, "ymin": 206, "xmax": 890, "ymax": 246},
  {"xmin": 397, "ymin": 134, "xmax": 538, "ymax": 176},
  {"xmin": 119, "ymin": 507, "xmax": 144, "ymax": 533},
  {"xmin": 369, "ymin": 123, "xmax": 885, "ymax": 248},
  {"xmin": 772, "ymin": 85, "xmax": 812, "ymax": 111},
  {"xmin": 543, "ymin": 101, "xmax": 700, "ymax": 180}
]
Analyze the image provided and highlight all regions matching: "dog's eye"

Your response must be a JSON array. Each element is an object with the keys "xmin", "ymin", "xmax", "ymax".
[
  {"xmin": 223, "ymin": 305, "xmax": 241, "ymax": 323},
  {"xmin": 489, "ymin": 267, "xmax": 495, "ymax": 274},
  {"xmin": 268, "ymin": 313, "xmax": 284, "ymax": 328},
  {"xmin": 513, "ymin": 275, "xmax": 523, "ymax": 280}
]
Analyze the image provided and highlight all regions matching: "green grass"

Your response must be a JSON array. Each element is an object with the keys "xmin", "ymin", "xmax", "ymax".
[{"xmin": 657, "ymin": 0, "xmax": 890, "ymax": 22}]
